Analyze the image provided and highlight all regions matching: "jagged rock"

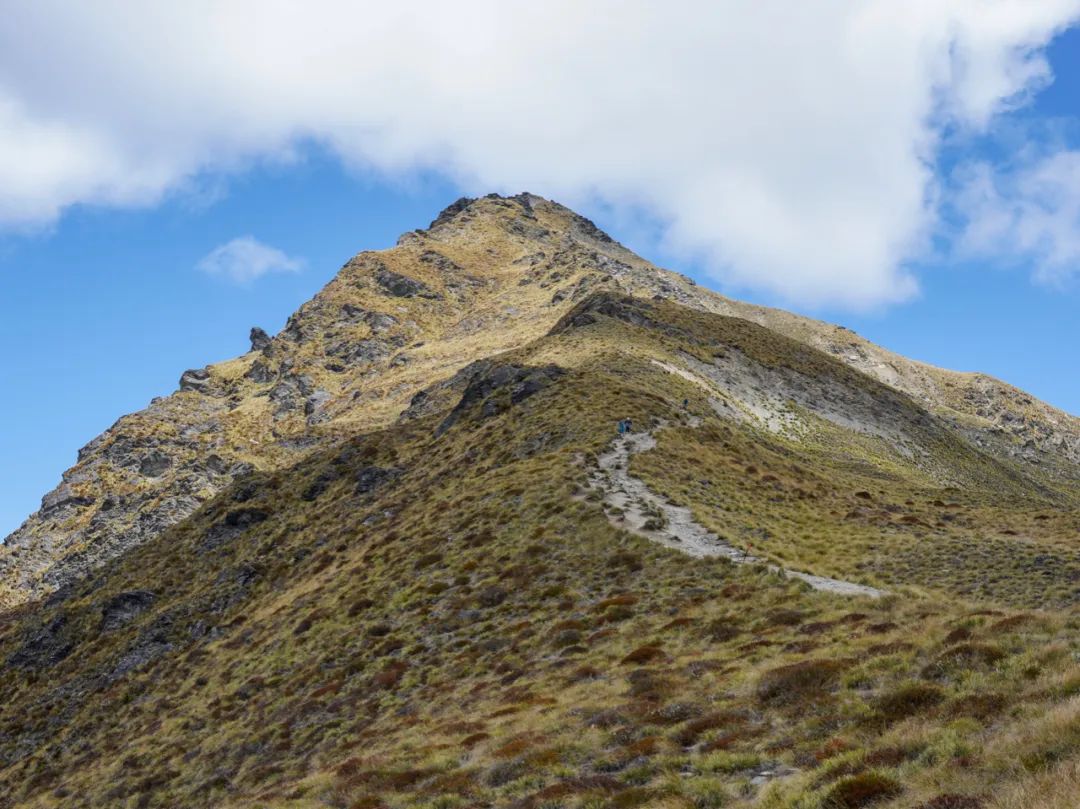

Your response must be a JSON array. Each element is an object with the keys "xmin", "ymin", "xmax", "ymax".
[
  {"xmin": 436, "ymin": 362, "xmax": 566, "ymax": 436},
  {"xmin": 249, "ymin": 327, "xmax": 272, "ymax": 353},
  {"xmin": 269, "ymin": 382, "xmax": 302, "ymax": 416},
  {"xmin": 428, "ymin": 196, "xmax": 476, "ymax": 229},
  {"xmin": 281, "ymin": 312, "xmax": 307, "ymax": 343},
  {"xmin": 108, "ymin": 632, "xmax": 172, "ymax": 682},
  {"xmin": 179, "ymin": 368, "xmax": 211, "ymax": 392},
  {"xmin": 305, "ymin": 389, "xmax": 332, "ymax": 425},
  {"xmin": 8, "ymin": 616, "xmax": 73, "ymax": 670},
  {"xmin": 550, "ymin": 292, "xmax": 669, "ymax": 335},
  {"xmin": 100, "ymin": 590, "xmax": 156, "ymax": 631},
  {"xmin": 205, "ymin": 455, "xmax": 228, "ymax": 475},
  {"xmin": 355, "ymin": 466, "xmax": 400, "ymax": 495},
  {"xmin": 375, "ymin": 267, "xmax": 439, "ymax": 299},
  {"xmin": 40, "ymin": 483, "xmax": 94, "ymax": 516},
  {"xmin": 418, "ymin": 250, "xmax": 462, "ymax": 273},
  {"xmin": 340, "ymin": 304, "xmax": 398, "ymax": 334},
  {"xmin": 209, "ymin": 563, "xmax": 261, "ymax": 613},
  {"xmin": 201, "ymin": 508, "xmax": 270, "ymax": 552},
  {"xmin": 139, "ymin": 450, "xmax": 172, "ymax": 478},
  {"xmin": 245, "ymin": 360, "xmax": 274, "ymax": 384},
  {"xmin": 327, "ymin": 338, "xmax": 389, "ymax": 365}
]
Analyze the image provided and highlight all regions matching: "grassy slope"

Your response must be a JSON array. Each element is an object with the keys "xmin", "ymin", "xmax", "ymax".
[{"xmin": 0, "ymin": 296, "xmax": 1078, "ymax": 809}]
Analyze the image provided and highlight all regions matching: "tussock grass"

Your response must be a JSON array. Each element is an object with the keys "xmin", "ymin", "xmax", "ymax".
[{"xmin": 0, "ymin": 290, "xmax": 1077, "ymax": 808}]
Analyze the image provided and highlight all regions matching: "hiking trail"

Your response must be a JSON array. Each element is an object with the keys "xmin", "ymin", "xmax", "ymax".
[{"xmin": 589, "ymin": 424, "xmax": 886, "ymax": 598}]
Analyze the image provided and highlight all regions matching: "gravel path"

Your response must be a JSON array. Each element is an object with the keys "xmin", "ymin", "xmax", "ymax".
[{"xmin": 590, "ymin": 427, "xmax": 886, "ymax": 598}]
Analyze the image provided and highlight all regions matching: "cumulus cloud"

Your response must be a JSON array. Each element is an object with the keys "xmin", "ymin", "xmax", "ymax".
[
  {"xmin": 0, "ymin": 1, "xmax": 1078, "ymax": 307},
  {"xmin": 196, "ymin": 237, "xmax": 303, "ymax": 284}
]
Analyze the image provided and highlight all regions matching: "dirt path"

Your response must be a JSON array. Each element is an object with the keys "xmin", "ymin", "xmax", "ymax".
[{"xmin": 590, "ymin": 426, "xmax": 886, "ymax": 598}]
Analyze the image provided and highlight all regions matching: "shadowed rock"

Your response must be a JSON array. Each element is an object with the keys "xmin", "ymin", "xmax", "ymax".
[
  {"xmin": 250, "ymin": 327, "xmax": 272, "ymax": 352},
  {"xmin": 179, "ymin": 368, "xmax": 211, "ymax": 392},
  {"xmin": 100, "ymin": 590, "xmax": 156, "ymax": 631}
]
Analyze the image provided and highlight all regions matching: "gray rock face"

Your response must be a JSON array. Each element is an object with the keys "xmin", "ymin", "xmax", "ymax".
[
  {"xmin": 245, "ymin": 360, "xmax": 275, "ymax": 384},
  {"xmin": 419, "ymin": 250, "xmax": 462, "ymax": 274},
  {"xmin": 138, "ymin": 450, "xmax": 172, "ymax": 478},
  {"xmin": 201, "ymin": 507, "xmax": 270, "ymax": 552},
  {"xmin": 249, "ymin": 327, "xmax": 272, "ymax": 353},
  {"xmin": 305, "ymin": 389, "xmax": 332, "ymax": 425},
  {"xmin": 375, "ymin": 267, "xmax": 439, "ymax": 299},
  {"xmin": 40, "ymin": 483, "xmax": 95, "ymax": 516},
  {"xmin": 355, "ymin": 466, "xmax": 401, "ymax": 495},
  {"xmin": 179, "ymin": 368, "xmax": 211, "ymax": 392},
  {"xmin": 428, "ymin": 196, "xmax": 476, "ymax": 229},
  {"xmin": 7, "ymin": 615, "xmax": 73, "ymax": 670},
  {"xmin": 326, "ymin": 338, "xmax": 389, "ymax": 365},
  {"xmin": 436, "ymin": 362, "xmax": 566, "ymax": 436},
  {"xmin": 108, "ymin": 632, "xmax": 172, "ymax": 682},
  {"xmin": 340, "ymin": 304, "xmax": 397, "ymax": 333},
  {"xmin": 100, "ymin": 590, "xmax": 156, "ymax": 631}
]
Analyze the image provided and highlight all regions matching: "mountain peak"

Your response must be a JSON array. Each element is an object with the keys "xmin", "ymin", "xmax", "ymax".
[{"xmin": 422, "ymin": 191, "xmax": 617, "ymax": 247}]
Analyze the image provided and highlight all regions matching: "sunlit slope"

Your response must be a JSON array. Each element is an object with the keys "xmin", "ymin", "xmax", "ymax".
[{"xmin": 0, "ymin": 292, "xmax": 1078, "ymax": 808}]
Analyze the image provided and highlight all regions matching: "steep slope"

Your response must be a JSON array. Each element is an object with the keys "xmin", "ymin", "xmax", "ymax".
[
  {"xmin": 0, "ymin": 291, "xmax": 1078, "ymax": 809},
  {"xmin": 4, "ymin": 194, "xmax": 1077, "ymax": 609}
]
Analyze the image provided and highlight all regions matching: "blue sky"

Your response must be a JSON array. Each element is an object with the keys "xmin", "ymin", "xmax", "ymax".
[{"xmin": 2, "ymin": 5, "xmax": 1080, "ymax": 537}]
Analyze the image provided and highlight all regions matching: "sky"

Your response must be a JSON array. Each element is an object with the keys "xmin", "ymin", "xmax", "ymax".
[{"xmin": 2, "ymin": 2, "xmax": 1080, "ymax": 537}]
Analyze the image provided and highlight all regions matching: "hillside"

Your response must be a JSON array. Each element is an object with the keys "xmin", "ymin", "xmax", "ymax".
[
  {"xmin": 0, "ymin": 195, "xmax": 1079, "ymax": 808},
  {"xmin": 3, "ymin": 194, "xmax": 1078, "ymax": 609}
]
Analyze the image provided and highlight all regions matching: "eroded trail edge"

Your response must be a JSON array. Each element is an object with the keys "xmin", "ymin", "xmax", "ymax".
[{"xmin": 589, "ymin": 427, "xmax": 887, "ymax": 598}]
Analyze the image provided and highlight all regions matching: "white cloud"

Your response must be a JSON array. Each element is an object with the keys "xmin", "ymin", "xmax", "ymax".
[
  {"xmin": 0, "ymin": 2, "xmax": 1078, "ymax": 307},
  {"xmin": 954, "ymin": 151, "xmax": 1080, "ymax": 283},
  {"xmin": 196, "ymin": 236, "xmax": 303, "ymax": 284}
]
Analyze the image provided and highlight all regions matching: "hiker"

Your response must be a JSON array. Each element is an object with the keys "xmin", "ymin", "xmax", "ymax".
[
  {"xmin": 625, "ymin": 418, "xmax": 633, "ymax": 433},
  {"xmin": 617, "ymin": 419, "xmax": 626, "ymax": 435},
  {"xmin": 683, "ymin": 398, "xmax": 689, "ymax": 409}
]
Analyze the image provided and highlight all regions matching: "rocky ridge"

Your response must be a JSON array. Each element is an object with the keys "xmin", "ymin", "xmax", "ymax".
[{"xmin": 2, "ymin": 192, "xmax": 1077, "ymax": 607}]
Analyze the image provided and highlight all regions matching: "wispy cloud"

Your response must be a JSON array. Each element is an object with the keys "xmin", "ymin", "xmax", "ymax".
[
  {"xmin": 1, "ymin": 2, "xmax": 1079, "ymax": 307},
  {"xmin": 954, "ymin": 150, "xmax": 1080, "ymax": 285},
  {"xmin": 196, "ymin": 236, "xmax": 303, "ymax": 284}
]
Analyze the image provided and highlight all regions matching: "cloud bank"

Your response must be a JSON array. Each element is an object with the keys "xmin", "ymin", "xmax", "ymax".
[
  {"xmin": 196, "ymin": 237, "xmax": 303, "ymax": 284},
  {"xmin": 1, "ymin": 1, "xmax": 1078, "ymax": 307}
]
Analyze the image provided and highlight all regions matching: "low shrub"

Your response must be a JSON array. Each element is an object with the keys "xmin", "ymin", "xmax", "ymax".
[
  {"xmin": 621, "ymin": 645, "xmax": 665, "ymax": 665},
  {"xmin": 874, "ymin": 682, "xmax": 945, "ymax": 722},
  {"xmin": 757, "ymin": 658, "xmax": 847, "ymax": 704},
  {"xmin": 825, "ymin": 772, "xmax": 903, "ymax": 807}
]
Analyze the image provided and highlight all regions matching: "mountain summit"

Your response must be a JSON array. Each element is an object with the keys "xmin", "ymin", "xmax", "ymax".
[{"xmin": 1, "ymin": 195, "xmax": 1079, "ymax": 807}]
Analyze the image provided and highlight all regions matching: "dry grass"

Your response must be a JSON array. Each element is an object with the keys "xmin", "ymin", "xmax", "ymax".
[{"xmin": 0, "ymin": 281, "xmax": 1077, "ymax": 809}]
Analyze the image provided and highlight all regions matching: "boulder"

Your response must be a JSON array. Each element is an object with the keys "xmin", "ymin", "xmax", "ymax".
[
  {"xmin": 100, "ymin": 590, "xmax": 156, "ymax": 631},
  {"xmin": 179, "ymin": 368, "xmax": 211, "ymax": 392},
  {"xmin": 244, "ymin": 360, "xmax": 274, "ymax": 384},
  {"xmin": 305, "ymin": 389, "xmax": 332, "ymax": 425},
  {"xmin": 249, "ymin": 327, "xmax": 272, "ymax": 353},
  {"xmin": 375, "ymin": 267, "xmax": 440, "ymax": 299},
  {"xmin": 139, "ymin": 450, "xmax": 172, "ymax": 478}
]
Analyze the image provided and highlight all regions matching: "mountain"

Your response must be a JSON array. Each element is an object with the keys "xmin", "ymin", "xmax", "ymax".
[
  {"xmin": 0, "ymin": 194, "xmax": 1078, "ymax": 808},
  {"xmin": 4, "ymin": 193, "xmax": 1077, "ymax": 608}
]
